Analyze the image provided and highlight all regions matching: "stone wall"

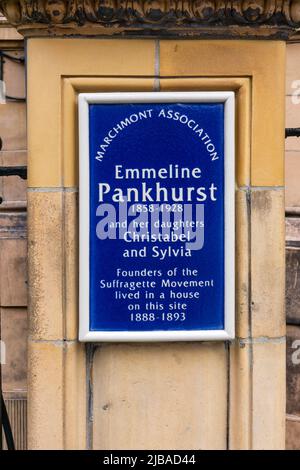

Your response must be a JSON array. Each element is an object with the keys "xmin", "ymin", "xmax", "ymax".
[
  {"xmin": 285, "ymin": 43, "xmax": 300, "ymax": 450},
  {"xmin": 0, "ymin": 24, "xmax": 27, "ymax": 449}
]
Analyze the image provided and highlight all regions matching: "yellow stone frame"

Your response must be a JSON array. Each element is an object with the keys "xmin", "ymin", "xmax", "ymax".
[{"xmin": 27, "ymin": 39, "xmax": 286, "ymax": 450}]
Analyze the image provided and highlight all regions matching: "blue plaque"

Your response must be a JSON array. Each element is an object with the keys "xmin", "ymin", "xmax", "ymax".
[{"xmin": 79, "ymin": 92, "xmax": 235, "ymax": 341}]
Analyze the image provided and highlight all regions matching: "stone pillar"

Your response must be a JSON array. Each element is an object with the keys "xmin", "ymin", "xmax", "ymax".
[{"xmin": 1, "ymin": 0, "xmax": 296, "ymax": 450}]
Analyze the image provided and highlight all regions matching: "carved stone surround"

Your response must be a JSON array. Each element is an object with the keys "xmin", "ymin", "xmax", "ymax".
[{"xmin": 0, "ymin": 1, "xmax": 300, "ymax": 39}]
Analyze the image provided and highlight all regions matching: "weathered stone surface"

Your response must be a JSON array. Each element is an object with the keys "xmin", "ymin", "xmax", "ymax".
[
  {"xmin": 286, "ymin": 249, "xmax": 300, "ymax": 324},
  {"xmin": 92, "ymin": 343, "xmax": 227, "ymax": 450},
  {"xmin": 0, "ymin": 151, "xmax": 27, "ymax": 209},
  {"xmin": 28, "ymin": 191, "xmax": 63, "ymax": 340},
  {"xmin": 251, "ymin": 190, "xmax": 285, "ymax": 337},
  {"xmin": 286, "ymin": 417, "xmax": 300, "ymax": 450},
  {"xmin": 0, "ymin": 103, "xmax": 26, "ymax": 151},
  {"xmin": 286, "ymin": 217, "xmax": 300, "ymax": 245},
  {"xmin": 27, "ymin": 341, "xmax": 64, "ymax": 450},
  {"xmin": 0, "ymin": 1, "xmax": 300, "ymax": 39},
  {"xmin": 251, "ymin": 340, "xmax": 286, "ymax": 450},
  {"xmin": 0, "ymin": 211, "xmax": 27, "ymax": 307},
  {"xmin": 1, "ymin": 307, "xmax": 27, "ymax": 392},
  {"xmin": 287, "ymin": 325, "xmax": 300, "ymax": 417}
]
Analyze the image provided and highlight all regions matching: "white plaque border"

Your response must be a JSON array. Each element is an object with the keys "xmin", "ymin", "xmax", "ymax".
[{"xmin": 78, "ymin": 91, "xmax": 235, "ymax": 342}]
